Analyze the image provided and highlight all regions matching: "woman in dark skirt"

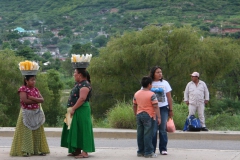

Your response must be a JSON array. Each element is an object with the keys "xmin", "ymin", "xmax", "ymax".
[{"xmin": 61, "ymin": 68, "xmax": 95, "ymax": 158}]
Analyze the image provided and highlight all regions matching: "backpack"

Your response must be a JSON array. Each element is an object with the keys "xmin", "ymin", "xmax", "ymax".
[{"xmin": 183, "ymin": 115, "xmax": 202, "ymax": 131}]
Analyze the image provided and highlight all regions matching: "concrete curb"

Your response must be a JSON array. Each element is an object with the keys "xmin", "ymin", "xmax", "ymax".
[{"xmin": 1, "ymin": 127, "xmax": 240, "ymax": 141}]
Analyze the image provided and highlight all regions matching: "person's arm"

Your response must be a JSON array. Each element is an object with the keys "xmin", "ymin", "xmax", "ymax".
[
  {"xmin": 204, "ymin": 82, "xmax": 210, "ymax": 104},
  {"xmin": 19, "ymin": 92, "xmax": 39, "ymax": 104},
  {"xmin": 184, "ymin": 83, "xmax": 189, "ymax": 105},
  {"xmin": 28, "ymin": 92, "xmax": 44, "ymax": 103},
  {"xmin": 133, "ymin": 103, "xmax": 137, "ymax": 116},
  {"xmin": 166, "ymin": 91, "xmax": 173, "ymax": 118},
  {"xmin": 70, "ymin": 87, "xmax": 90, "ymax": 115},
  {"xmin": 153, "ymin": 103, "xmax": 161, "ymax": 125}
]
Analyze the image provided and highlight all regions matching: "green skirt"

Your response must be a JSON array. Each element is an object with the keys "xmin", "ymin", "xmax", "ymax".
[
  {"xmin": 61, "ymin": 102, "xmax": 95, "ymax": 153},
  {"xmin": 10, "ymin": 108, "xmax": 50, "ymax": 156}
]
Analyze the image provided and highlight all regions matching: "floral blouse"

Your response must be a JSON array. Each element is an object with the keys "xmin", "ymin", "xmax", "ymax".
[
  {"xmin": 18, "ymin": 85, "xmax": 40, "ymax": 110},
  {"xmin": 67, "ymin": 80, "xmax": 92, "ymax": 107}
]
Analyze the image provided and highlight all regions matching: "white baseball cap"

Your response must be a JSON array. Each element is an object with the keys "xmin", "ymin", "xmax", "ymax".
[{"xmin": 190, "ymin": 72, "xmax": 199, "ymax": 77}]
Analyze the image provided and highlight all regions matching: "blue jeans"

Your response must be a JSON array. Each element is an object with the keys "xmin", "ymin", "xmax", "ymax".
[
  {"xmin": 152, "ymin": 106, "xmax": 169, "ymax": 153},
  {"xmin": 137, "ymin": 112, "xmax": 155, "ymax": 156}
]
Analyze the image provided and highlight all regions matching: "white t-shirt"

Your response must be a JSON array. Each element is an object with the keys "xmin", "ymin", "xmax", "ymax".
[{"xmin": 152, "ymin": 80, "xmax": 172, "ymax": 107}]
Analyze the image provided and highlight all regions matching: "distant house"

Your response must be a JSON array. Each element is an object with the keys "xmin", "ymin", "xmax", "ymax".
[
  {"xmin": 97, "ymin": 27, "xmax": 109, "ymax": 38},
  {"xmin": 14, "ymin": 27, "xmax": 25, "ymax": 33},
  {"xmin": 210, "ymin": 27, "xmax": 219, "ymax": 33},
  {"xmin": 46, "ymin": 45, "xmax": 60, "ymax": 57},
  {"xmin": 13, "ymin": 27, "xmax": 38, "ymax": 34},
  {"xmin": 51, "ymin": 29, "xmax": 61, "ymax": 37}
]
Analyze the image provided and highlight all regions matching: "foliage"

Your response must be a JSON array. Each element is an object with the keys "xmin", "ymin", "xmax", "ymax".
[
  {"xmin": 58, "ymin": 26, "xmax": 73, "ymax": 37},
  {"xmin": 35, "ymin": 73, "xmax": 53, "ymax": 122},
  {"xmin": 207, "ymin": 98, "xmax": 240, "ymax": 115},
  {"xmin": 44, "ymin": 69, "xmax": 65, "ymax": 126},
  {"xmin": 100, "ymin": 100, "xmax": 240, "ymax": 131},
  {"xmin": 92, "ymin": 35, "xmax": 108, "ymax": 47},
  {"xmin": 60, "ymin": 58, "xmax": 73, "ymax": 77},
  {"xmin": 171, "ymin": 103, "xmax": 189, "ymax": 130},
  {"xmin": 89, "ymin": 25, "xmax": 240, "ymax": 117},
  {"xmin": 0, "ymin": 50, "xmax": 54, "ymax": 126},
  {"xmin": 42, "ymin": 52, "xmax": 52, "ymax": 60},
  {"xmin": 69, "ymin": 43, "xmax": 99, "ymax": 57},
  {"xmin": 1, "ymin": 0, "xmax": 240, "ymax": 48},
  {"xmin": 92, "ymin": 117, "xmax": 110, "ymax": 128},
  {"xmin": 0, "ymin": 50, "xmax": 23, "ymax": 126},
  {"xmin": 106, "ymin": 101, "xmax": 136, "ymax": 129},
  {"xmin": 206, "ymin": 113, "xmax": 240, "ymax": 131},
  {"xmin": 214, "ymin": 61, "xmax": 240, "ymax": 100},
  {"xmin": 15, "ymin": 45, "xmax": 42, "ymax": 61}
]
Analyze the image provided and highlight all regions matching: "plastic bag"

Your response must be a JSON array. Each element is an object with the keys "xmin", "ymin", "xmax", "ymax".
[{"xmin": 166, "ymin": 118, "xmax": 176, "ymax": 133}]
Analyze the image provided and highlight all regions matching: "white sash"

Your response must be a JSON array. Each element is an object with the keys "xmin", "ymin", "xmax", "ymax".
[{"xmin": 22, "ymin": 106, "xmax": 45, "ymax": 130}]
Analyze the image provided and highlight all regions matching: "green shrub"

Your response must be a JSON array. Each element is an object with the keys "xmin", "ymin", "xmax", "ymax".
[
  {"xmin": 172, "ymin": 103, "xmax": 189, "ymax": 130},
  {"xmin": 102, "ymin": 100, "xmax": 240, "ymax": 131},
  {"xmin": 206, "ymin": 113, "xmax": 240, "ymax": 131},
  {"xmin": 207, "ymin": 98, "xmax": 240, "ymax": 115},
  {"xmin": 92, "ymin": 117, "xmax": 111, "ymax": 128},
  {"xmin": 106, "ymin": 101, "xmax": 136, "ymax": 129}
]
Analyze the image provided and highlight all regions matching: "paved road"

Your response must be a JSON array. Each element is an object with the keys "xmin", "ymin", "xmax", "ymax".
[
  {"xmin": 1, "ymin": 128, "xmax": 240, "ymax": 160},
  {"xmin": 2, "ymin": 137, "xmax": 240, "ymax": 150},
  {"xmin": 1, "ymin": 137, "xmax": 240, "ymax": 160}
]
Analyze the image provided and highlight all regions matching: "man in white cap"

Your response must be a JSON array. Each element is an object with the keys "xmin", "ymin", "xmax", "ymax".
[{"xmin": 184, "ymin": 72, "xmax": 209, "ymax": 131}]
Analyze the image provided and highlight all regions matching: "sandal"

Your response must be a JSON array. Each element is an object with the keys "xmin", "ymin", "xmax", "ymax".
[
  {"xmin": 75, "ymin": 155, "xmax": 88, "ymax": 158},
  {"xmin": 23, "ymin": 153, "xmax": 30, "ymax": 157},
  {"xmin": 75, "ymin": 152, "xmax": 88, "ymax": 158},
  {"xmin": 68, "ymin": 149, "xmax": 81, "ymax": 156},
  {"xmin": 39, "ymin": 153, "xmax": 46, "ymax": 156},
  {"xmin": 68, "ymin": 153, "xmax": 80, "ymax": 156}
]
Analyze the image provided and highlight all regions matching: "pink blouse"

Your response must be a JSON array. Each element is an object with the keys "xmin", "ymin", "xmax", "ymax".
[{"xmin": 18, "ymin": 85, "xmax": 40, "ymax": 110}]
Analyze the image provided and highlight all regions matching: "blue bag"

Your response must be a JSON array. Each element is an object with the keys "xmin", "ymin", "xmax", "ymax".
[{"xmin": 183, "ymin": 115, "xmax": 202, "ymax": 131}]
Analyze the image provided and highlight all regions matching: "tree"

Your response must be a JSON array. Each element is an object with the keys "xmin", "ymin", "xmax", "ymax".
[
  {"xmin": 44, "ymin": 69, "xmax": 65, "ymax": 126},
  {"xmin": 1, "ymin": 42, "xmax": 11, "ymax": 49},
  {"xmin": 15, "ymin": 45, "xmax": 40, "ymax": 60},
  {"xmin": 5, "ymin": 31, "xmax": 21, "ymax": 40},
  {"xmin": 0, "ymin": 50, "xmax": 23, "ymax": 126},
  {"xmin": 60, "ymin": 58, "xmax": 73, "ymax": 77},
  {"xmin": 23, "ymin": 40, "xmax": 31, "ymax": 46},
  {"xmin": 69, "ymin": 43, "xmax": 99, "ymax": 57},
  {"xmin": 0, "ymin": 50, "xmax": 53, "ymax": 126},
  {"xmin": 39, "ymin": 31, "xmax": 55, "ymax": 46},
  {"xmin": 42, "ymin": 51, "xmax": 52, "ymax": 60},
  {"xmin": 58, "ymin": 26, "xmax": 73, "ymax": 37},
  {"xmin": 88, "ymin": 25, "xmax": 240, "ymax": 117},
  {"xmin": 92, "ymin": 35, "xmax": 108, "ymax": 47},
  {"xmin": 51, "ymin": 37, "xmax": 59, "ymax": 45},
  {"xmin": 57, "ymin": 42, "xmax": 71, "ymax": 55}
]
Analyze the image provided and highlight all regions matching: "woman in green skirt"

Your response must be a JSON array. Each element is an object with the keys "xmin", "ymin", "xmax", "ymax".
[{"xmin": 61, "ymin": 68, "xmax": 95, "ymax": 158}]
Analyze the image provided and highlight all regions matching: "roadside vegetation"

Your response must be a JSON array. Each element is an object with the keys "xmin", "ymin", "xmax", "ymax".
[
  {"xmin": 96, "ymin": 101, "xmax": 240, "ymax": 131},
  {"xmin": 1, "ymin": 25, "xmax": 240, "ymax": 131}
]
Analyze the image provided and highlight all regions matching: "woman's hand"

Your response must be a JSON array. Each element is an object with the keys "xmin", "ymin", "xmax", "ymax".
[
  {"xmin": 168, "ymin": 110, "xmax": 174, "ymax": 118},
  {"xmin": 70, "ymin": 108, "xmax": 75, "ymax": 116}
]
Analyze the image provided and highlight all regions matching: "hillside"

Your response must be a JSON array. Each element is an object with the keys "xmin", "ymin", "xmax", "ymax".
[{"xmin": 0, "ymin": 0, "xmax": 240, "ymax": 40}]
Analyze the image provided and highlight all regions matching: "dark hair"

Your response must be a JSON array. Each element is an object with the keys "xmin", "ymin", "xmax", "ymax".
[
  {"xmin": 76, "ymin": 68, "xmax": 91, "ymax": 83},
  {"xmin": 149, "ymin": 66, "xmax": 163, "ymax": 81},
  {"xmin": 141, "ymin": 76, "xmax": 152, "ymax": 88},
  {"xmin": 24, "ymin": 75, "xmax": 36, "ymax": 85}
]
